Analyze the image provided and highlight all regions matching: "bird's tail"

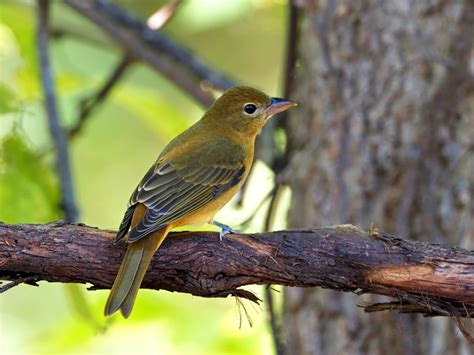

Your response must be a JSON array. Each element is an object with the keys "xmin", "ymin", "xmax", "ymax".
[{"xmin": 104, "ymin": 228, "xmax": 168, "ymax": 318}]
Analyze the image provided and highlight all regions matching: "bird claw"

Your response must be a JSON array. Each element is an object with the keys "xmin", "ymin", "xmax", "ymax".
[
  {"xmin": 218, "ymin": 226, "xmax": 241, "ymax": 241},
  {"xmin": 211, "ymin": 220, "xmax": 240, "ymax": 241}
]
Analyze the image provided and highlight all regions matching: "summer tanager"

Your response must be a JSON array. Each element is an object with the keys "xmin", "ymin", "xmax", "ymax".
[{"xmin": 104, "ymin": 86, "xmax": 297, "ymax": 318}]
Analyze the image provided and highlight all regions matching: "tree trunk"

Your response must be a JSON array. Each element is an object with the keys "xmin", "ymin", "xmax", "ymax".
[{"xmin": 283, "ymin": 1, "xmax": 474, "ymax": 354}]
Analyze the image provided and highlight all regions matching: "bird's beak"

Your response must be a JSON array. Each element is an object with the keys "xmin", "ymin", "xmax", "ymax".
[{"xmin": 265, "ymin": 97, "xmax": 297, "ymax": 117}]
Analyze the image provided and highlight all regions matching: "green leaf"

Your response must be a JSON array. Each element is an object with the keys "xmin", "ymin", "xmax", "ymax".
[
  {"xmin": 0, "ymin": 3, "xmax": 40, "ymax": 98},
  {"xmin": 0, "ymin": 133, "xmax": 60, "ymax": 223}
]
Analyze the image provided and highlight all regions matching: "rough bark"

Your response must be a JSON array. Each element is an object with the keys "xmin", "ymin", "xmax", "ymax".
[
  {"xmin": 284, "ymin": 0, "xmax": 474, "ymax": 354},
  {"xmin": 0, "ymin": 222, "xmax": 473, "ymax": 321}
]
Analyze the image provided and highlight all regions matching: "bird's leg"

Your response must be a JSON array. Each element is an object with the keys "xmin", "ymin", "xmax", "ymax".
[{"xmin": 210, "ymin": 220, "xmax": 240, "ymax": 241}]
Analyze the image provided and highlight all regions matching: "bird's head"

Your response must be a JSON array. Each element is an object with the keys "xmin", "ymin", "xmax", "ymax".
[{"xmin": 203, "ymin": 86, "xmax": 297, "ymax": 137}]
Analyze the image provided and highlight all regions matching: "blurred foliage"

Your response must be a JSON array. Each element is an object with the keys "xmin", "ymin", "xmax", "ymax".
[
  {"xmin": 0, "ymin": 133, "xmax": 60, "ymax": 222},
  {"xmin": 0, "ymin": 0, "xmax": 289, "ymax": 354}
]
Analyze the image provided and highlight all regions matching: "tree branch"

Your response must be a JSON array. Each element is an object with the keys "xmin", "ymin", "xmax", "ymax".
[
  {"xmin": 37, "ymin": 0, "xmax": 78, "ymax": 222},
  {"xmin": 0, "ymin": 276, "xmax": 39, "ymax": 294},
  {"xmin": 0, "ymin": 222, "xmax": 472, "ymax": 319},
  {"xmin": 63, "ymin": 0, "xmax": 235, "ymax": 107},
  {"xmin": 65, "ymin": 0, "xmax": 184, "ymax": 139},
  {"xmin": 68, "ymin": 54, "xmax": 133, "ymax": 139},
  {"xmin": 263, "ymin": 2, "xmax": 301, "ymax": 353}
]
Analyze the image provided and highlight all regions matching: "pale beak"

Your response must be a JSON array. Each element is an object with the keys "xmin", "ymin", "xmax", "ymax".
[{"xmin": 265, "ymin": 97, "xmax": 297, "ymax": 117}]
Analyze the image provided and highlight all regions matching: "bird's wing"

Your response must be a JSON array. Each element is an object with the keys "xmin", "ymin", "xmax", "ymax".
[{"xmin": 115, "ymin": 161, "xmax": 245, "ymax": 243}]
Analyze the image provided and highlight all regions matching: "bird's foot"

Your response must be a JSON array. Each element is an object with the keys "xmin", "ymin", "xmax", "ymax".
[{"xmin": 210, "ymin": 220, "xmax": 240, "ymax": 241}]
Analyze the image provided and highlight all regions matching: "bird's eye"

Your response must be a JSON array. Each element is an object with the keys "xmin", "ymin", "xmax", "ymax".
[{"xmin": 243, "ymin": 103, "xmax": 257, "ymax": 115}]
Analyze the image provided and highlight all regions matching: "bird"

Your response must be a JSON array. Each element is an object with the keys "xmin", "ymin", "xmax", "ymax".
[{"xmin": 104, "ymin": 86, "xmax": 297, "ymax": 318}]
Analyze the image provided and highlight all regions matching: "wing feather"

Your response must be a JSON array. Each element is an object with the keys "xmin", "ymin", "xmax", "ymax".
[{"xmin": 124, "ymin": 162, "xmax": 244, "ymax": 242}]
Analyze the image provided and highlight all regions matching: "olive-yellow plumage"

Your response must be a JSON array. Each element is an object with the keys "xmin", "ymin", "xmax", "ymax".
[{"xmin": 104, "ymin": 86, "xmax": 296, "ymax": 318}]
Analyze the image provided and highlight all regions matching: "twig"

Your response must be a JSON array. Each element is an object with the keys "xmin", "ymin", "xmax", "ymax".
[
  {"xmin": 263, "ymin": 2, "xmax": 301, "ymax": 354},
  {"xmin": 265, "ymin": 286, "xmax": 285, "ymax": 355},
  {"xmin": 68, "ymin": 55, "xmax": 133, "ymax": 139},
  {"xmin": 263, "ymin": 183, "xmax": 287, "ymax": 355},
  {"xmin": 361, "ymin": 301, "xmax": 450, "ymax": 315},
  {"xmin": 452, "ymin": 309, "xmax": 474, "ymax": 345},
  {"xmin": 238, "ymin": 185, "xmax": 277, "ymax": 229},
  {"xmin": 37, "ymin": 0, "xmax": 78, "ymax": 222},
  {"xmin": 64, "ymin": 0, "xmax": 235, "ymax": 107},
  {"xmin": 67, "ymin": 1, "xmax": 182, "ymax": 139},
  {"xmin": 0, "ymin": 276, "xmax": 38, "ymax": 294},
  {"xmin": 282, "ymin": 0, "xmax": 301, "ymax": 100},
  {"xmin": 264, "ymin": 183, "xmax": 286, "ymax": 232}
]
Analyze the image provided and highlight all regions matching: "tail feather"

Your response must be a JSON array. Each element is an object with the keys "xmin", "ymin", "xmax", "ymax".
[{"xmin": 104, "ymin": 228, "xmax": 168, "ymax": 317}]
